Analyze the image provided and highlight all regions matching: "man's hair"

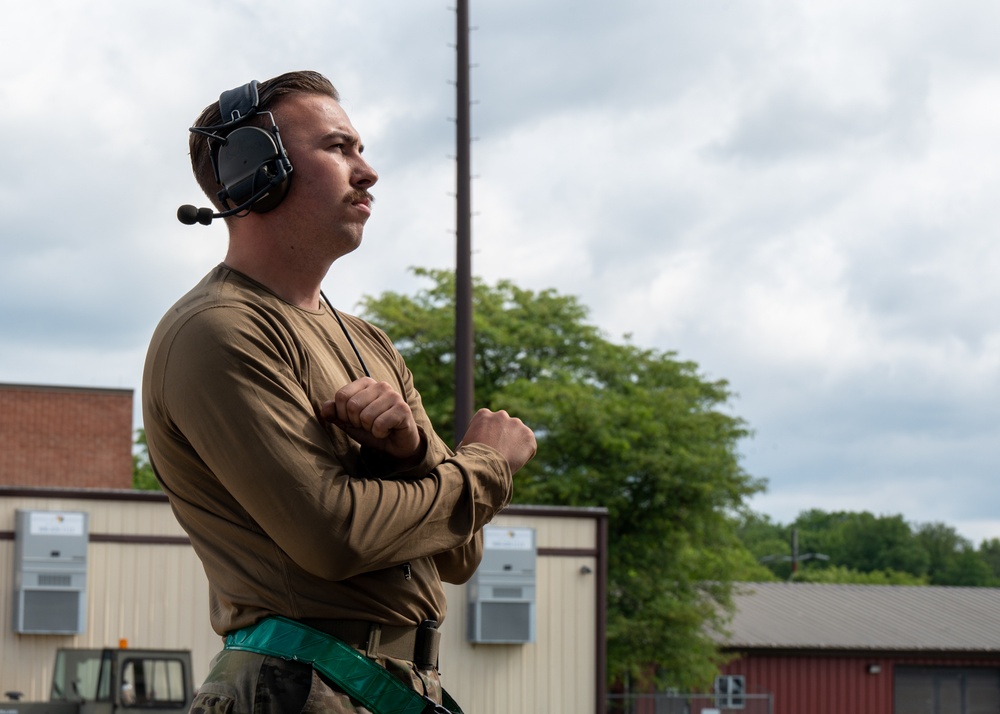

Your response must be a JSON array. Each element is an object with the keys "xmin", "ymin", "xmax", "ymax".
[{"xmin": 188, "ymin": 70, "xmax": 339, "ymax": 211}]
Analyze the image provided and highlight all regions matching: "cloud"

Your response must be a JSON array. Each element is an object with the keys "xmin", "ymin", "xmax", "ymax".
[{"xmin": 2, "ymin": 0, "xmax": 1000, "ymax": 544}]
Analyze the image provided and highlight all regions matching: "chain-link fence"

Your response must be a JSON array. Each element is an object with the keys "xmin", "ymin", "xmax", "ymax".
[{"xmin": 606, "ymin": 692, "xmax": 773, "ymax": 714}]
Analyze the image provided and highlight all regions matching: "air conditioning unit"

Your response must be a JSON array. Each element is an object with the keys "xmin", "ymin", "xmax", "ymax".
[
  {"xmin": 13, "ymin": 510, "xmax": 88, "ymax": 635},
  {"xmin": 467, "ymin": 526, "xmax": 535, "ymax": 644}
]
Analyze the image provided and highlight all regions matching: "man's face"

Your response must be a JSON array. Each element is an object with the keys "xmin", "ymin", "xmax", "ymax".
[{"xmin": 270, "ymin": 93, "xmax": 379, "ymax": 258}]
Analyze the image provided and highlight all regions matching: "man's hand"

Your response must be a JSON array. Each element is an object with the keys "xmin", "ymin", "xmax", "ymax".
[
  {"xmin": 320, "ymin": 377, "xmax": 424, "ymax": 460},
  {"xmin": 459, "ymin": 408, "xmax": 537, "ymax": 474}
]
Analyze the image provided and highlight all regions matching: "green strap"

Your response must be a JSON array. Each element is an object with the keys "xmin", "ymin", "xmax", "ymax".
[{"xmin": 224, "ymin": 616, "xmax": 463, "ymax": 714}]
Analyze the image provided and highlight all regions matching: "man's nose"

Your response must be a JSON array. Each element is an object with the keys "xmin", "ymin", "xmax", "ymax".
[{"xmin": 353, "ymin": 158, "xmax": 378, "ymax": 187}]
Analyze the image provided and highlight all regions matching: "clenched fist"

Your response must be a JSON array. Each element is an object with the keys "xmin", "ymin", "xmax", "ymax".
[
  {"xmin": 459, "ymin": 408, "xmax": 536, "ymax": 474},
  {"xmin": 320, "ymin": 377, "xmax": 423, "ymax": 460}
]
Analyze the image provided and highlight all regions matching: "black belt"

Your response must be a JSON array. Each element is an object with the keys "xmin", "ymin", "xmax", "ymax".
[{"xmin": 300, "ymin": 618, "xmax": 441, "ymax": 670}]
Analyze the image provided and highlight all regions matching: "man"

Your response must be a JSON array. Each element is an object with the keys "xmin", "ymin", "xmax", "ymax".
[{"xmin": 142, "ymin": 70, "xmax": 536, "ymax": 713}]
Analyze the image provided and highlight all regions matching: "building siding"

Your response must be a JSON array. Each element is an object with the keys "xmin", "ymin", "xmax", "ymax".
[
  {"xmin": 722, "ymin": 652, "xmax": 1000, "ymax": 714},
  {"xmin": 0, "ymin": 492, "xmax": 605, "ymax": 714},
  {"xmin": 442, "ymin": 532, "xmax": 599, "ymax": 713},
  {"xmin": 0, "ymin": 384, "xmax": 133, "ymax": 490}
]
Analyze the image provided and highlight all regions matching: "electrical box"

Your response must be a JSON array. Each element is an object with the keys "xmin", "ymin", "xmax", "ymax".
[
  {"xmin": 13, "ymin": 509, "xmax": 89, "ymax": 634},
  {"xmin": 467, "ymin": 525, "xmax": 536, "ymax": 644}
]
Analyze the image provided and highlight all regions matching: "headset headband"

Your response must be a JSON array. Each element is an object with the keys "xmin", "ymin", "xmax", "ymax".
[{"xmin": 219, "ymin": 80, "xmax": 260, "ymax": 125}]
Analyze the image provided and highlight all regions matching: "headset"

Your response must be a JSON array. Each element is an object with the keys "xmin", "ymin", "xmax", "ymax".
[
  {"xmin": 177, "ymin": 80, "xmax": 293, "ymax": 225},
  {"xmin": 176, "ymin": 79, "xmax": 371, "ymax": 377}
]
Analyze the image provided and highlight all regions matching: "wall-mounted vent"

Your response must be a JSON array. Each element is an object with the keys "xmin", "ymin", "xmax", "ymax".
[
  {"xmin": 13, "ymin": 510, "xmax": 88, "ymax": 635},
  {"xmin": 467, "ymin": 526, "xmax": 536, "ymax": 644}
]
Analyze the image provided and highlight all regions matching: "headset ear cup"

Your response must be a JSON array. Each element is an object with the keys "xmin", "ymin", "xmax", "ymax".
[
  {"xmin": 216, "ymin": 126, "xmax": 292, "ymax": 213},
  {"xmin": 249, "ymin": 159, "xmax": 291, "ymax": 213}
]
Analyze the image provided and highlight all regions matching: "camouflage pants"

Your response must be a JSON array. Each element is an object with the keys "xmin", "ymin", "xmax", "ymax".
[{"xmin": 189, "ymin": 648, "xmax": 445, "ymax": 713}]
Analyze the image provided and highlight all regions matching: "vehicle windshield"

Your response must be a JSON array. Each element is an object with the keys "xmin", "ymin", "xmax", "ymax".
[
  {"xmin": 119, "ymin": 656, "xmax": 188, "ymax": 708},
  {"xmin": 50, "ymin": 649, "xmax": 106, "ymax": 702}
]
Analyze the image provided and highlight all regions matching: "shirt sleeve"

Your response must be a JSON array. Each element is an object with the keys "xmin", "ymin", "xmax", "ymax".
[
  {"xmin": 157, "ymin": 305, "xmax": 511, "ymax": 582},
  {"xmin": 432, "ymin": 529, "xmax": 484, "ymax": 584}
]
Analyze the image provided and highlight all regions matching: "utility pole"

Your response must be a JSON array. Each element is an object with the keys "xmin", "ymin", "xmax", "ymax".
[
  {"xmin": 454, "ymin": 0, "xmax": 474, "ymax": 441},
  {"xmin": 791, "ymin": 527, "xmax": 799, "ymax": 574},
  {"xmin": 759, "ymin": 528, "xmax": 829, "ymax": 580}
]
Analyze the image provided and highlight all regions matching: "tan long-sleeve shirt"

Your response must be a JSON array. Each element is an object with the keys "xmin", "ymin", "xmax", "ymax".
[{"xmin": 142, "ymin": 265, "xmax": 511, "ymax": 635}]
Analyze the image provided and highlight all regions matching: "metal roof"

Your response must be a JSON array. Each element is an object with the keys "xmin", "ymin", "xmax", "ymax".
[{"xmin": 719, "ymin": 582, "xmax": 1000, "ymax": 652}]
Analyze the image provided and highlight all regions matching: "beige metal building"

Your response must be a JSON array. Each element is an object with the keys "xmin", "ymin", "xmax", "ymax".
[{"xmin": 0, "ymin": 488, "xmax": 606, "ymax": 713}]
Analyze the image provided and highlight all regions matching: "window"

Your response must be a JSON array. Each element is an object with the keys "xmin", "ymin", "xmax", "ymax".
[
  {"xmin": 50, "ymin": 649, "xmax": 104, "ymax": 702},
  {"xmin": 714, "ymin": 675, "xmax": 745, "ymax": 710},
  {"xmin": 120, "ymin": 658, "xmax": 188, "ymax": 709}
]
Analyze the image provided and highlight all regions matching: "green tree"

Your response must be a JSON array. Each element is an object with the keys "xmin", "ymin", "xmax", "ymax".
[
  {"xmin": 792, "ymin": 509, "xmax": 849, "ymax": 563},
  {"xmin": 736, "ymin": 513, "xmax": 792, "ymax": 579},
  {"xmin": 980, "ymin": 538, "xmax": 1000, "ymax": 584},
  {"xmin": 914, "ymin": 522, "xmax": 995, "ymax": 585},
  {"xmin": 749, "ymin": 511, "xmax": 998, "ymax": 586},
  {"xmin": 938, "ymin": 549, "xmax": 996, "ymax": 586},
  {"xmin": 132, "ymin": 428, "xmax": 160, "ymax": 491},
  {"xmin": 359, "ymin": 268, "xmax": 765, "ymax": 689},
  {"xmin": 836, "ymin": 512, "xmax": 930, "ymax": 575},
  {"xmin": 793, "ymin": 565, "xmax": 926, "ymax": 585}
]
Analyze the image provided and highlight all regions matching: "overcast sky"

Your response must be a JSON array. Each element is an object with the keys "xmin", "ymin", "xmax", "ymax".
[{"xmin": 3, "ymin": 1, "xmax": 999, "ymax": 545}]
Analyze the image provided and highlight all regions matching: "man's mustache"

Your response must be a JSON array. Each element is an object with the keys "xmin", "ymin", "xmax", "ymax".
[{"xmin": 344, "ymin": 189, "xmax": 375, "ymax": 205}]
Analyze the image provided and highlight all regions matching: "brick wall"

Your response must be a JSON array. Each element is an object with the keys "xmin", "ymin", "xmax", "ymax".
[{"xmin": 0, "ymin": 383, "xmax": 134, "ymax": 489}]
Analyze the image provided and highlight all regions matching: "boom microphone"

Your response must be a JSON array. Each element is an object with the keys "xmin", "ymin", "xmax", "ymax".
[
  {"xmin": 177, "ymin": 205, "xmax": 215, "ymax": 225},
  {"xmin": 176, "ymin": 174, "xmax": 288, "ymax": 226}
]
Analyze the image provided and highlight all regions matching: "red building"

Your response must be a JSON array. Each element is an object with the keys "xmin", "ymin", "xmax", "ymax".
[
  {"xmin": 0, "ymin": 382, "xmax": 133, "ymax": 489},
  {"xmin": 717, "ymin": 582, "xmax": 1000, "ymax": 714}
]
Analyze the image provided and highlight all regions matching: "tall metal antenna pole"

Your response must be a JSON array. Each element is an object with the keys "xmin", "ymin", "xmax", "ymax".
[{"xmin": 454, "ymin": 0, "xmax": 474, "ymax": 441}]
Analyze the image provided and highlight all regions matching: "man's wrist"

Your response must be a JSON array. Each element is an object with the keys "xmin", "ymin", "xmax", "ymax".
[
  {"xmin": 362, "ymin": 428, "xmax": 430, "ymax": 478},
  {"xmin": 395, "ymin": 429, "xmax": 429, "ymax": 469}
]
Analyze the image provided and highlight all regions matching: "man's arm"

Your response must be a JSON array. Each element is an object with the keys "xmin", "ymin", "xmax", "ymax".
[
  {"xmin": 320, "ymin": 378, "xmax": 536, "ymax": 585},
  {"xmin": 153, "ymin": 309, "xmax": 518, "ymax": 583},
  {"xmin": 433, "ymin": 530, "xmax": 483, "ymax": 584},
  {"xmin": 321, "ymin": 379, "xmax": 536, "ymax": 477}
]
